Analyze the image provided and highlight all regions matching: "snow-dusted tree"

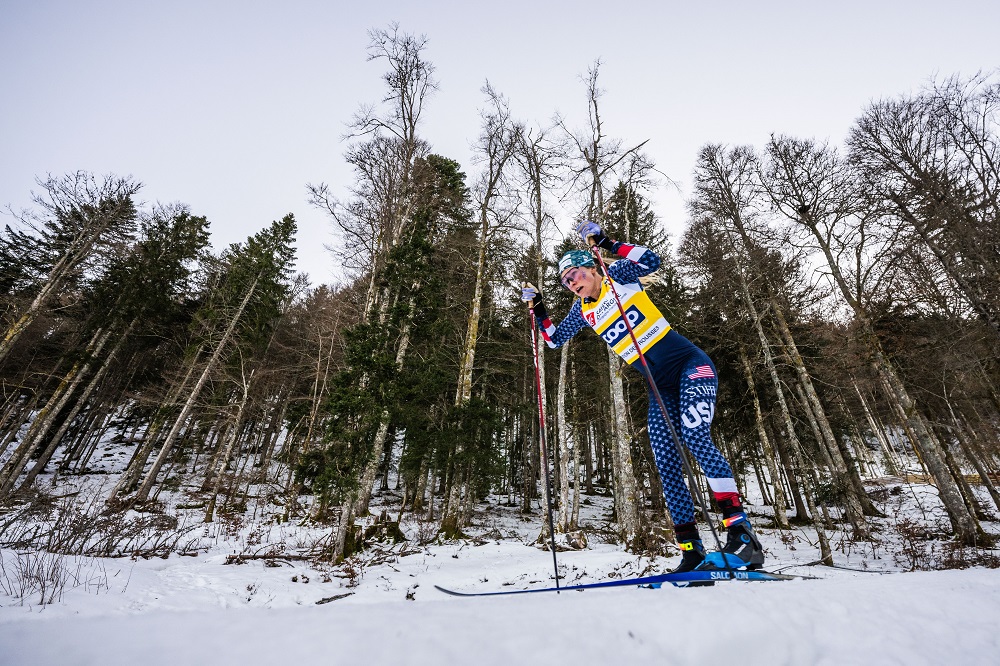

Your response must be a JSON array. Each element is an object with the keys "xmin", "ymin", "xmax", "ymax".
[{"xmin": 0, "ymin": 173, "xmax": 140, "ymax": 364}]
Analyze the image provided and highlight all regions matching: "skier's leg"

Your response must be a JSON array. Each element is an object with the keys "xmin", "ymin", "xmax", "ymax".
[
  {"xmin": 648, "ymin": 387, "xmax": 696, "ymax": 525},
  {"xmin": 647, "ymin": 390, "xmax": 705, "ymax": 573},
  {"xmin": 674, "ymin": 361, "xmax": 736, "ymax": 503},
  {"xmin": 676, "ymin": 358, "xmax": 764, "ymax": 569}
]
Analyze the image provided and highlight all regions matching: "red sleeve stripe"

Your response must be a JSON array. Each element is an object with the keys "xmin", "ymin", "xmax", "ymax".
[
  {"xmin": 616, "ymin": 243, "xmax": 646, "ymax": 263},
  {"xmin": 713, "ymin": 491, "xmax": 741, "ymax": 506},
  {"xmin": 540, "ymin": 317, "xmax": 556, "ymax": 343},
  {"xmin": 542, "ymin": 317, "xmax": 556, "ymax": 340},
  {"xmin": 615, "ymin": 243, "xmax": 636, "ymax": 259}
]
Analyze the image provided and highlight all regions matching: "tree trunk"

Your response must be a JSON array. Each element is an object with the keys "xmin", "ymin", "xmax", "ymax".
[
  {"xmin": 571, "ymin": 415, "xmax": 582, "ymax": 530},
  {"xmin": 556, "ymin": 342, "xmax": 572, "ymax": 531},
  {"xmin": 71, "ymin": 404, "xmax": 117, "ymax": 476},
  {"xmin": 854, "ymin": 382, "xmax": 901, "ymax": 476},
  {"xmin": 766, "ymin": 421, "xmax": 809, "ymax": 521},
  {"xmin": 793, "ymin": 382, "xmax": 872, "ymax": 534},
  {"xmin": 606, "ymin": 347, "xmax": 640, "ymax": 544},
  {"xmin": 729, "ymin": 246, "xmax": 822, "ymax": 535},
  {"xmin": 18, "ymin": 325, "xmax": 131, "ymax": 491},
  {"xmin": 738, "ymin": 346, "xmax": 790, "ymax": 530},
  {"xmin": 795, "ymin": 200, "xmax": 980, "ymax": 544},
  {"xmin": 204, "ymin": 368, "xmax": 254, "ymax": 522},
  {"xmin": 748, "ymin": 296, "xmax": 832, "ymax": 560},
  {"xmin": 111, "ymin": 349, "xmax": 203, "ymax": 498},
  {"xmin": 0, "ymin": 328, "xmax": 111, "ymax": 498},
  {"xmin": 773, "ymin": 308, "xmax": 874, "ymax": 530},
  {"xmin": 134, "ymin": 276, "xmax": 259, "ymax": 503},
  {"xmin": 0, "ymin": 253, "xmax": 80, "ymax": 364},
  {"xmin": 874, "ymin": 347, "xmax": 981, "ymax": 544}
]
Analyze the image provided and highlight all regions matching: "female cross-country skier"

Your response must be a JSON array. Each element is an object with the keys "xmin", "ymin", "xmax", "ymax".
[{"xmin": 521, "ymin": 220, "xmax": 764, "ymax": 572}]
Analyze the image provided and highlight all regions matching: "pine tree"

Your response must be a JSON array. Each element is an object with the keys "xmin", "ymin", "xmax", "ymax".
[
  {"xmin": 0, "ymin": 173, "xmax": 140, "ymax": 364},
  {"xmin": 7, "ymin": 206, "xmax": 210, "ymax": 493},
  {"xmin": 128, "ymin": 215, "xmax": 297, "ymax": 504}
]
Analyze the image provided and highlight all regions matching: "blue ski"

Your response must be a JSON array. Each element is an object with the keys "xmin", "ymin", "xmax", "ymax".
[{"xmin": 434, "ymin": 569, "xmax": 812, "ymax": 596}]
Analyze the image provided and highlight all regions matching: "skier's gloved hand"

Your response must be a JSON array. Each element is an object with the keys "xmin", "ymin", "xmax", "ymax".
[
  {"xmin": 576, "ymin": 220, "xmax": 615, "ymax": 251},
  {"xmin": 521, "ymin": 282, "xmax": 539, "ymax": 303},
  {"xmin": 576, "ymin": 220, "xmax": 602, "ymax": 245}
]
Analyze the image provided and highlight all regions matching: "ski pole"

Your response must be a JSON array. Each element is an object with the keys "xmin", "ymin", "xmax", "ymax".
[
  {"xmin": 528, "ymin": 304, "xmax": 561, "ymax": 592},
  {"xmin": 588, "ymin": 244, "xmax": 737, "ymax": 580}
]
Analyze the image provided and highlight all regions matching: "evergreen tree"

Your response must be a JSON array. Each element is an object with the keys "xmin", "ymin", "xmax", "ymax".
[
  {"xmin": 127, "ymin": 215, "xmax": 297, "ymax": 503},
  {"xmin": 297, "ymin": 155, "xmax": 475, "ymax": 553},
  {"xmin": 0, "ymin": 173, "xmax": 140, "ymax": 364}
]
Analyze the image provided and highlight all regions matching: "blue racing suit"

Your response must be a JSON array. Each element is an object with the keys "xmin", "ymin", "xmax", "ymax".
[{"xmin": 533, "ymin": 241, "xmax": 739, "ymax": 527}]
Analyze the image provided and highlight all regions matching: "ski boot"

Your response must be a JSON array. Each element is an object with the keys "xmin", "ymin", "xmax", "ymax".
[
  {"xmin": 670, "ymin": 538, "xmax": 707, "ymax": 574},
  {"xmin": 698, "ymin": 512, "xmax": 765, "ymax": 571},
  {"xmin": 663, "ymin": 525, "xmax": 713, "ymax": 587}
]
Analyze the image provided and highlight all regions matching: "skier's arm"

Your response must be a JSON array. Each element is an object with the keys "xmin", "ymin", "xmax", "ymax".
[
  {"xmin": 576, "ymin": 220, "xmax": 661, "ymax": 284},
  {"xmin": 603, "ymin": 241, "xmax": 661, "ymax": 284},
  {"xmin": 523, "ymin": 284, "xmax": 587, "ymax": 348},
  {"xmin": 534, "ymin": 298, "xmax": 588, "ymax": 348}
]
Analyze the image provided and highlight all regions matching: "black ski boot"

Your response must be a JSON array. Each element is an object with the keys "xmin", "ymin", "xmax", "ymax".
[
  {"xmin": 669, "ymin": 523, "xmax": 714, "ymax": 586},
  {"xmin": 698, "ymin": 512, "xmax": 765, "ymax": 571},
  {"xmin": 720, "ymin": 513, "xmax": 765, "ymax": 570},
  {"xmin": 670, "ymin": 538, "xmax": 707, "ymax": 573}
]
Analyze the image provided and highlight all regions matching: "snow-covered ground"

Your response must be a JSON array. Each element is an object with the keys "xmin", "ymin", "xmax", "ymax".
[
  {"xmin": 2, "ymin": 477, "xmax": 999, "ymax": 666},
  {"xmin": 1, "ymin": 552, "xmax": 998, "ymax": 666}
]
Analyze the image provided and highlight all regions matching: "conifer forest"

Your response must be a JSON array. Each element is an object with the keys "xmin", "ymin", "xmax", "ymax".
[{"xmin": 2, "ymin": 26, "xmax": 999, "ymax": 583}]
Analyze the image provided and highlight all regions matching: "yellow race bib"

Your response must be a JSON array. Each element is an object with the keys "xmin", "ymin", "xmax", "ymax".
[{"xmin": 580, "ymin": 278, "xmax": 670, "ymax": 364}]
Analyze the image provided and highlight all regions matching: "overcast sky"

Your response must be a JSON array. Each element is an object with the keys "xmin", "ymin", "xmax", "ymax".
[{"xmin": 2, "ymin": 0, "xmax": 997, "ymax": 284}]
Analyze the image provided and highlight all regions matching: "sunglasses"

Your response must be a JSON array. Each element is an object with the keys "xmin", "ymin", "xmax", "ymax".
[{"xmin": 561, "ymin": 267, "xmax": 588, "ymax": 289}]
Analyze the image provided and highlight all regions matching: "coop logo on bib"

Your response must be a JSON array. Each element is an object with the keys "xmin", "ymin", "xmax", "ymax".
[
  {"xmin": 581, "ymin": 278, "xmax": 672, "ymax": 364},
  {"xmin": 600, "ymin": 305, "xmax": 646, "ymax": 347}
]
